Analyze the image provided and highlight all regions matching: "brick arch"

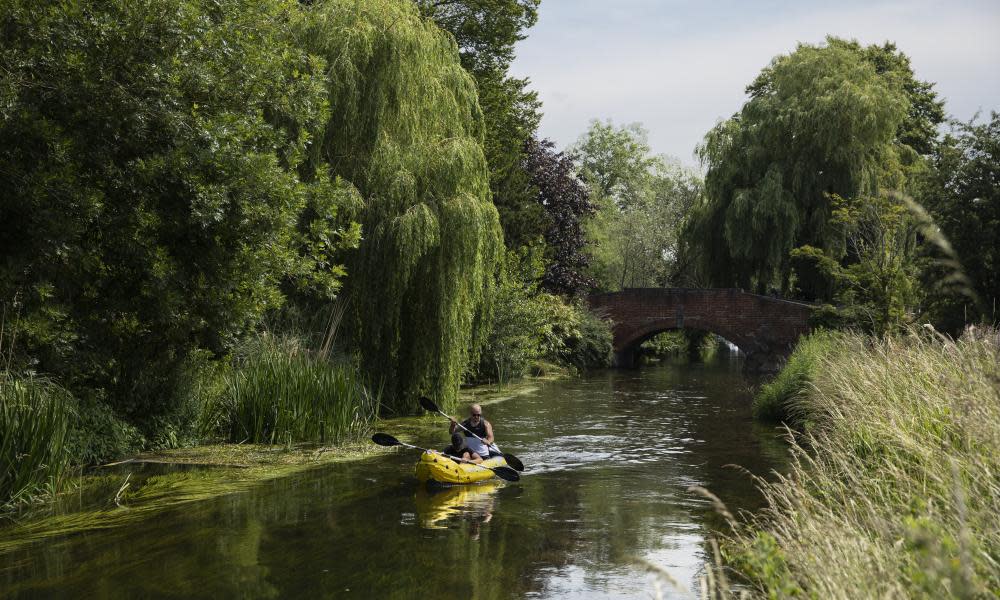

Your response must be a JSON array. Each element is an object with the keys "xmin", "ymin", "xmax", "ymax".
[{"xmin": 588, "ymin": 288, "xmax": 813, "ymax": 372}]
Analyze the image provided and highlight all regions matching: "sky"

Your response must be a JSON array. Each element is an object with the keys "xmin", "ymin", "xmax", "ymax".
[{"xmin": 510, "ymin": 0, "xmax": 1000, "ymax": 167}]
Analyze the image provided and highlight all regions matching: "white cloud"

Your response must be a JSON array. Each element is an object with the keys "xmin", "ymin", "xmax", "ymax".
[{"xmin": 511, "ymin": 0, "xmax": 1000, "ymax": 165}]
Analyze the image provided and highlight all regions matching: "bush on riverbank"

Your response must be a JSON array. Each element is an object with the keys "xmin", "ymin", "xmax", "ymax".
[
  {"xmin": 203, "ymin": 336, "xmax": 379, "ymax": 444},
  {"xmin": 732, "ymin": 328, "xmax": 1000, "ymax": 598},
  {"xmin": 752, "ymin": 330, "xmax": 837, "ymax": 424},
  {"xmin": 472, "ymin": 250, "xmax": 612, "ymax": 386},
  {"xmin": 0, "ymin": 377, "xmax": 72, "ymax": 509}
]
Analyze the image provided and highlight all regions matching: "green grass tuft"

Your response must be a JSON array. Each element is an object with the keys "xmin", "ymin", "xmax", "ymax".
[
  {"xmin": 752, "ymin": 330, "xmax": 837, "ymax": 425},
  {"xmin": 0, "ymin": 376, "xmax": 72, "ymax": 509},
  {"xmin": 205, "ymin": 337, "xmax": 378, "ymax": 445}
]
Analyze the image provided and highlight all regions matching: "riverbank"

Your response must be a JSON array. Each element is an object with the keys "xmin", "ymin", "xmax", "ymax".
[{"xmin": 729, "ymin": 328, "xmax": 1000, "ymax": 598}]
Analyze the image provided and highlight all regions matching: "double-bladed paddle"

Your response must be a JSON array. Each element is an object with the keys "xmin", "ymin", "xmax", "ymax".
[
  {"xmin": 417, "ymin": 396, "xmax": 525, "ymax": 472},
  {"xmin": 370, "ymin": 433, "xmax": 521, "ymax": 482}
]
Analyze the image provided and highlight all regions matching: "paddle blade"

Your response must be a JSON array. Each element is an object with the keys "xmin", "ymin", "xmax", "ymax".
[
  {"xmin": 492, "ymin": 466, "xmax": 520, "ymax": 482},
  {"xmin": 503, "ymin": 453, "xmax": 525, "ymax": 472},
  {"xmin": 370, "ymin": 432, "xmax": 400, "ymax": 447},
  {"xmin": 417, "ymin": 396, "xmax": 440, "ymax": 413}
]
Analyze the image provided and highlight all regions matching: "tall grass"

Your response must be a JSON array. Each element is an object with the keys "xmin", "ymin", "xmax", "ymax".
[
  {"xmin": 732, "ymin": 328, "xmax": 1000, "ymax": 598},
  {"xmin": 206, "ymin": 337, "xmax": 379, "ymax": 445},
  {"xmin": 752, "ymin": 330, "xmax": 837, "ymax": 424},
  {"xmin": 0, "ymin": 376, "xmax": 72, "ymax": 509}
]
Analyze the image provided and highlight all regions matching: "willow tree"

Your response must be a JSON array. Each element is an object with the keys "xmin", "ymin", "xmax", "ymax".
[
  {"xmin": 684, "ymin": 37, "xmax": 913, "ymax": 294},
  {"xmin": 296, "ymin": 0, "xmax": 502, "ymax": 412}
]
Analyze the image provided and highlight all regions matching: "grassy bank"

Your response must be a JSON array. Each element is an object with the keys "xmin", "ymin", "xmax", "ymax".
[{"xmin": 731, "ymin": 328, "xmax": 1000, "ymax": 598}]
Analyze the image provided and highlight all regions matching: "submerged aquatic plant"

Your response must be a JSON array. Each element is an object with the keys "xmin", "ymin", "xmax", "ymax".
[
  {"xmin": 208, "ymin": 337, "xmax": 378, "ymax": 445},
  {"xmin": 0, "ymin": 376, "xmax": 72, "ymax": 509}
]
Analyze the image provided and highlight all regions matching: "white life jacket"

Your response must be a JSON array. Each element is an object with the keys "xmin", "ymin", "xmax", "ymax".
[{"xmin": 465, "ymin": 435, "xmax": 490, "ymax": 457}]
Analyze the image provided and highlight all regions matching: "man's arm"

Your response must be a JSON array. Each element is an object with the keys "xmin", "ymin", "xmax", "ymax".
[
  {"xmin": 464, "ymin": 450, "xmax": 483, "ymax": 464},
  {"xmin": 449, "ymin": 418, "xmax": 458, "ymax": 434},
  {"xmin": 484, "ymin": 420, "xmax": 495, "ymax": 445}
]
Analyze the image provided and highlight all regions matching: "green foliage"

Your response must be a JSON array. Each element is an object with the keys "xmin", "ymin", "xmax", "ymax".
[
  {"xmin": 852, "ymin": 41, "xmax": 946, "ymax": 156},
  {"xmin": 753, "ymin": 330, "xmax": 836, "ymax": 424},
  {"xmin": 415, "ymin": 0, "xmax": 539, "ymax": 73},
  {"xmin": 64, "ymin": 397, "xmax": 144, "ymax": 467},
  {"xmin": 830, "ymin": 193, "xmax": 922, "ymax": 331},
  {"xmin": 296, "ymin": 0, "xmax": 503, "ymax": 413},
  {"xmin": 639, "ymin": 331, "xmax": 688, "ymax": 358},
  {"xmin": 472, "ymin": 249, "xmax": 612, "ymax": 384},
  {"xmin": 535, "ymin": 295, "xmax": 613, "ymax": 372},
  {"xmin": 726, "ymin": 532, "xmax": 802, "ymax": 598},
  {"xmin": 561, "ymin": 308, "xmax": 613, "ymax": 371},
  {"xmin": 918, "ymin": 112, "xmax": 1000, "ymax": 333},
  {"xmin": 205, "ymin": 336, "xmax": 378, "ymax": 444},
  {"xmin": 735, "ymin": 329, "xmax": 1000, "ymax": 598},
  {"xmin": 473, "ymin": 250, "xmax": 547, "ymax": 386},
  {"xmin": 474, "ymin": 70, "xmax": 544, "ymax": 249},
  {"xmin": 0, "ymin": 0, "xmax": 355, "ymax": 422},
  {"xmin": 0, "ymin": 376, "xmax": 71, "ymax": 509},
  {"xmin": 573, "ymin": 121, "xmax": 701, "ymax": 291},
  {"xmin": 685, "ymin": 37, "xmax": 920, "ymax": 293},
  {"xmin": 572, "ymin": 120, "xmax": 661, "ymax": 207},
  {"xmin": 790, "ymin": 193, "xmax": 923, "ymax": 333},
  {"xmin": 416, "ymin": 1, "xmax": 544, "ymax": 251}
]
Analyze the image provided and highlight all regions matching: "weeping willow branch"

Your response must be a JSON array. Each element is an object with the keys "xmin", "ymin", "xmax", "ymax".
[{"xmin": 296, "ymin": 0, "xmax": 502, "ymax": 413}]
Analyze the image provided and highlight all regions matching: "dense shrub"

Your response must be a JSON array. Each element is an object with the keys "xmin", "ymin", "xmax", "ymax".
[
  {"xmin": 472, "ymin": 249, "xmax": 613, "ymax": 385},
  {"xmin": 63, "ymin": 397, "xmax": 144, "ymax": 467},
  {"xmin": 552, "ymin": 305, "xmax": 613, "ymax": 371},
  {"xmin": 473, "ymin": 252, "xmax": 547, "ymax": 385},
  {"xmin": 639, "ymin": 331, "xmax": 688, "ymax": 358}
]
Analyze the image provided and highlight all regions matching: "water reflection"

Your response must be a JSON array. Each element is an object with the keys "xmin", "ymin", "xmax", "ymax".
[
  {"xmin": 1, "ymin": 354, "xmax": 786, "ymax": 599},
  {"xmin": 414, "ymin": 483, "xmax": 499, "ymax": 531}
]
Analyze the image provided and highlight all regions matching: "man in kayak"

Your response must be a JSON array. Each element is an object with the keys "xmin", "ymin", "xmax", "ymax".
[
  {"xmin": 449, "ymin": 403, "xmax": 496, "ymax": 458},
  {"xmin": 442, "ymin": 432, "xmax": 483, "ymax": 464}
]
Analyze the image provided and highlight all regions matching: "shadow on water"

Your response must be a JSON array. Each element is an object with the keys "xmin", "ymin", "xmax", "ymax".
[{"xmin": 0, "ymin": 352, "xmax": 787, "ymax": 599}]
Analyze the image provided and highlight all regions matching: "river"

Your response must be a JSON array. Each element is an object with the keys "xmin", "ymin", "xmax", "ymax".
[{"xmin": 1, "ymin": 353, "xmax": 787, "ymax": 599}]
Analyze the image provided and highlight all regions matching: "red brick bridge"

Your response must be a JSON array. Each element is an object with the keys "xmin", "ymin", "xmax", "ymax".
[{"xmin": 588, "ymin": 288, "xmax": 813, "ymax": 372}]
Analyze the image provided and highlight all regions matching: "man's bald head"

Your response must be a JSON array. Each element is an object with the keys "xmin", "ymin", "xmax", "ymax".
[{"xmin": 470, "ymin": 404, "xmax": 482, "ymax": 417}]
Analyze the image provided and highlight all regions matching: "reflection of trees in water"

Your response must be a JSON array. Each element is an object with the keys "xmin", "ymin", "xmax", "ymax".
[
  {"xmin": 1, "ymin": 486, "xmax": 280, "ymax": 598},
  {"xmin": 252, "ymin": 475, "xmax": 591, "ymax": 600},
  {"xmin": 507, "ymin": 355, "xmax": 788, "ymax": 590}
]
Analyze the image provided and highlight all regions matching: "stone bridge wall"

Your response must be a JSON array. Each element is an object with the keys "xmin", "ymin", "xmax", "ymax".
[{"xmin": 588, "ymin": 288, "xmax": 813, "ymax": 372}]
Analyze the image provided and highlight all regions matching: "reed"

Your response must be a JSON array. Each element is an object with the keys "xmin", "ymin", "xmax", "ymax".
[
  {"xmin": 0, "ymin": 376, "xmax": 72, "ymax": 509},
  {"xmin": 208, "ymin": 337, "xmax": 379, "ymax": 445},
  {"xmin": 732, "ymin": 328, "xmax": 1000, "ymax": 598}
]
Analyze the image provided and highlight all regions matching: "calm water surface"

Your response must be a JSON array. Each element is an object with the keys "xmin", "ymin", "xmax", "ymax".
[{"xmin": 1, "ymin": 354, "xmax": 787, "ymax": 599}]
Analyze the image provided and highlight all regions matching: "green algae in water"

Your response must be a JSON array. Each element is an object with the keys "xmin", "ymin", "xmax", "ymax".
[{"xmin": 0, "ymin": 443, "xmax": 381, "ymax": 554}]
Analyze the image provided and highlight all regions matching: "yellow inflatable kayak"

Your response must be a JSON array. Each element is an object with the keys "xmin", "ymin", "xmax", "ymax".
[{"xmin": 415, "ymin": 451, "xmax": 509, "ymax": 485}]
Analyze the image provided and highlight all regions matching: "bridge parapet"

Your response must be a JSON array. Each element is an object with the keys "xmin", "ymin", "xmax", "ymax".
[{"xmin": 588, "ymin": 288, "xmax": 812, "ymax": 372}]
